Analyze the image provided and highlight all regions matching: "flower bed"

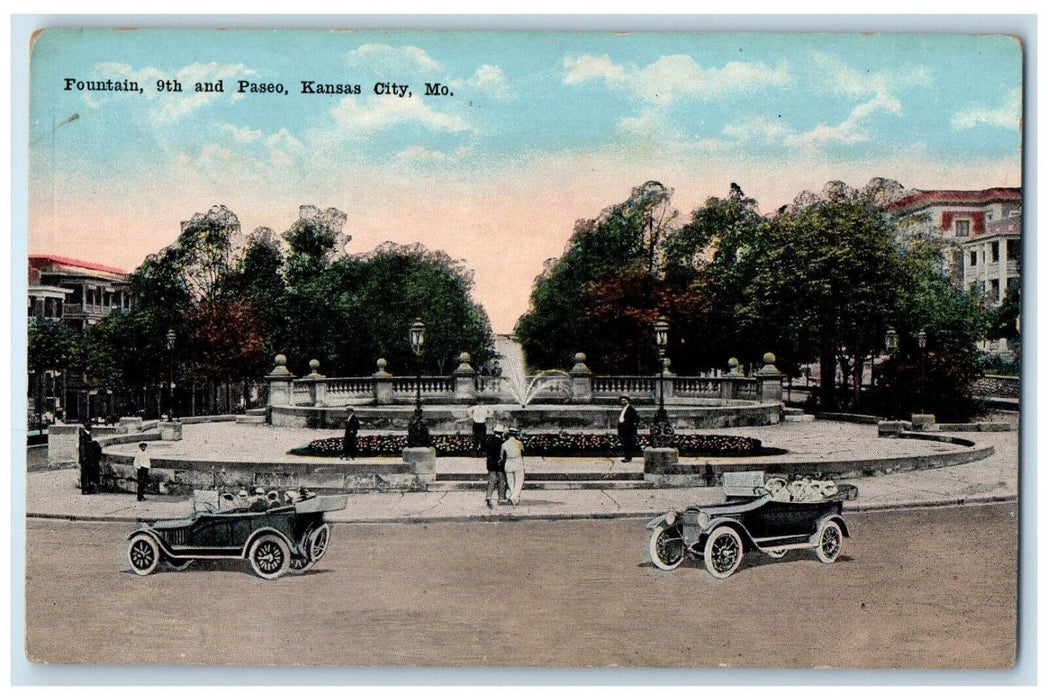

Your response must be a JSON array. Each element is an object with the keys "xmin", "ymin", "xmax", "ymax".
[{"xmin": 289, "ymin": 432, "xmax": 776, "ymax": 458}]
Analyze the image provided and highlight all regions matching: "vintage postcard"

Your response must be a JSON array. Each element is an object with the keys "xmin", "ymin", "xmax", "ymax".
[{"xmin": 21, "ymin": 25, "xmax": 1023, "ymax": 674}]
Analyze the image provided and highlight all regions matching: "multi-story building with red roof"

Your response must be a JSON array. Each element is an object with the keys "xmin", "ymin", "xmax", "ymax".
[
  {"xmin": 886, "ymin": 187, "xmax": 1022, "ymax": 305},
  {"xmin": 28, "ymin": 255, "xmax": 130, "ymax": 332}
]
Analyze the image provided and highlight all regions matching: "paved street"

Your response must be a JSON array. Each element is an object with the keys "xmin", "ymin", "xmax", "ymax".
[{"xmin": 25, "ymin": 503, "xmax": 1016, "ymax": 668}]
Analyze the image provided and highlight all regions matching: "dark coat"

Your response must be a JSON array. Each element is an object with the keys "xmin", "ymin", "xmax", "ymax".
[
  {"xmin": 343, "ymin": 414, "xmax": 360, "ymax": 437},
  {"xmin": 484, "ymin": 433, "xmax": 504, "ymax": 472},
  {"xmin": 617, "ymin": 404, "xmax": 639, "ymax": 437}
]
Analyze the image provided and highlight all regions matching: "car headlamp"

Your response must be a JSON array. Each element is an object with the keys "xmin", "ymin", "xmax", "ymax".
[
  {"xmin": 697, "ymin": 512, "xmax": 711, "ymax": 529},
  {"xmin": 665, "ymin": 510, "xmax": 677, "ymax": 527}
]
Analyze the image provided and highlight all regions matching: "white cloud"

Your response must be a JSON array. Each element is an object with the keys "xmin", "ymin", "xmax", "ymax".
[
  {"xmin": 218, "ymin": 123, "xmax": 263, "ymax": 144},
  {"xmin": 396, "ymin": 145, "xmax": 447, "ymax": 162},
  {"xmin": 330, "ymin": 96, "xmax": 472, "ymax": 134},
  {"xmin": 951, "ymin": 88, "xmax": 1022, "ymax": 130},
  {"xmin": 563, "ymin": 53, "xmax": 788, "ymax": 105},
  {"xmin": 783, "ymin": 52, "xmax": 917, "ymax": 150},
  {"xmin": 346, "ymin": 43, "xmax": 441, "ymax": 71},
  {"xmin": 722, "ymin": 115, "xmax": 791, "ymax": 143},
  {"xmin": 450, "ymin": 64, "xmax": 514, "ymax": 101}
]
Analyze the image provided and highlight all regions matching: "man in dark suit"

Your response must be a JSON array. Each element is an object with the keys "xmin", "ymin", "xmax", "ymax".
[
  {"xmin": 616, "ymin": 395, "xmax": 639, "ymax": 463},
  {"xmin": 342, "ymin": 408, "xmax": 360, "ymax": 460}
]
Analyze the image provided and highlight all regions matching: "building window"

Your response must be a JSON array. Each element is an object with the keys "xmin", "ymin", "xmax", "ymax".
[
  {"xmin": 955, "ymin": 220, "xmax": 970, "ymax": 237},
  {"xmin": 969, "ymin": 251, "xmax": 977, "ymax": 267},
  {"xmin": 991, "ymin": 242, "xmax": 1000, "ymax": 263},
  {"xmin": 1007, "ymin": 239, "xmax": 1020, "ymax": 261},
  {"xmin": 990, "ymin": 279, "xmax": 1001, "ymax": 300}
]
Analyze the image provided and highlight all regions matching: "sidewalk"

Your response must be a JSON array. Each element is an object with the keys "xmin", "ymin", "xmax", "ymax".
[{"xmin": 26, "ymin": 425, "xmax": 1018, "ymax": 524}]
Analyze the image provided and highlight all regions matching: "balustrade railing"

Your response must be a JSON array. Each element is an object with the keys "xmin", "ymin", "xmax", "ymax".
[{"xmin": 274, "ymin": 368, "xmax": 780, "ymax": 407}]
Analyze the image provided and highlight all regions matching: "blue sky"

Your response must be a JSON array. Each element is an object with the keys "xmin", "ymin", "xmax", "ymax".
[{"xmin": 28, "ymin": 29, "xmax": 1022, "ymax": 332}]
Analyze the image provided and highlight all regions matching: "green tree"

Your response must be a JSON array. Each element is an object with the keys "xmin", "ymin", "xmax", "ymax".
[
  {"xmin": 515, "ymin": 183, "xmax": 667, "ymax": 370},
  {"xmin": 27, "ymin": 319, "xmax": 77, "ymax": 415}
]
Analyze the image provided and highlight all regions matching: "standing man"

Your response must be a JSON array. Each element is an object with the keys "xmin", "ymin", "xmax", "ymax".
[
  {"xmin": 133, "ymin": 442, "xmax": 151, "ymax": 502},
  {"xmin": 466, "ymin": 401, "xmax": 491, "ymax": 455},
  {"xmin": 342, "ymin": 408, "xmax": 360, "ymax": 460},
  {"xmin": 78, "ymin": 428, "xmax": 92, "ymax": 494},
  {"xmin": 86, "ymin": 435, "xmax": 103, "ymax": 494},
  {"xmin": 484, "ymin": 424, "xmax": 507, "ymax": 509},
  {"xmin": 616, "ymin": 395, "xmax": 639, "ymax": 463},
  {"xmin": 500, "ymin": 428, "xmax": 526, "ymax": 505}
]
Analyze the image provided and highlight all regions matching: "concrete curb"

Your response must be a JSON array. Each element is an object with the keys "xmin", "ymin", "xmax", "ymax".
[{"xmin": 26, "ymin": 493, "xmax": 1017, "ymax": 525}]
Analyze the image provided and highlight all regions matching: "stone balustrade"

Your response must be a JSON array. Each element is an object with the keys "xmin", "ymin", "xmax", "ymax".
[{"xmin": 265, "ymin": 352, "xmax": 784, "ymax": 408}]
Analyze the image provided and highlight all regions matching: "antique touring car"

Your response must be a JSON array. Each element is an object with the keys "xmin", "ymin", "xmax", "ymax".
[
  {"xmin": 647, "ymin": 471, "xmax": 857, "ymax": 578},
  {"xmin": 126, "ymin": 489, "xmax": 347, "ymax": 580}
]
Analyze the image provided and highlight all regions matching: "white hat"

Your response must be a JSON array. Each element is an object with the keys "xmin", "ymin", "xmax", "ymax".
[{"xmin": 494, "ymin": 424, "xmax": 507, "ymax": 434}]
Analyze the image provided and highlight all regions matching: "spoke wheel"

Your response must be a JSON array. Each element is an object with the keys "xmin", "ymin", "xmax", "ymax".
[
  {"xmin": 703, "ymin": 526, "xmax": 744, "ymax": 579},
  {"xmin": 127, "ymin": 533, "xmax": 160, "ymax": 576},
  {"xmin": 815, "ymin": 520, "xmax": 844, "ymax": 564},
  {"xmin": 248, "ymin": 534, "xmax": 290, "ymax": 580},
  {"xmin": 648, "ymin": 525, "xmax": 684, "ymax": 571},
  {"xmin": 308, "ymin": 523, "xmax": 331, "ymax": 563}
]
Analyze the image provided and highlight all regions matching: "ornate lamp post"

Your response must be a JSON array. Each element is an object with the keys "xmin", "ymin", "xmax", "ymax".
[
  {"xmin": 917, "ymin": 328, "xmax": 928, "ymax": 414},
  {"xmin": 407, "ymin": 318, "xmax": 430, "ymax": 447},
  {"xmin": 649, "ymin": 317, "xmax": 674, "ymax": 448},
  {"xmin": 165, "ymin": 328, "xmax": 177, "ymax": 420},
  {"xmin": 884, "ymin": 327, "xmax": 899, "ymax": 355}
]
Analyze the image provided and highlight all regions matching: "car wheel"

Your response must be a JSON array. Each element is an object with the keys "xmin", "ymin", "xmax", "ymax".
[
  {"xmin": 766, "ymin": 548, "xmax": 787, "ymax": 559},
  {"xmin": 648, "ymin": 525, "xmax": 684, "ymax": 571},
  {"xmin": 307, "ymin": 523, "xmax": 331, "ymax": 563},
  {"xmin": 248, "ymin": 534, "xmax": 291, "ymax": 580},
  {"xmin": 815, "ymin": 520, "xmax": 844, "ymax": 564},
  {"xmin": 703, "ymin": 526, "xmax": 744, "ymax": 579},
  {"xmin": 163, "ymin": 557, "xmax": 194, "ymax": 571},
  {"xmin": 127, "ymin": 533, "xmax": 160, "ymax": 576}
]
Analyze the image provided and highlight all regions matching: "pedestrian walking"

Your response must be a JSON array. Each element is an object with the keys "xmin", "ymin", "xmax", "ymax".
[
  {"xmin": 616, "ymin": 395, "xmax": 639, "ymax": 463},
  {"xmin": 133, "ymin": 442, "xmax": 151, "ymax": 501},
  {"xmin": 466, "ymin": 401, "xmax": 491, "ymax": 455},
  {"xmin": 484, "ymin": 424, "xmax": 508, "ymax": 508},
  {"xmin": 500, "ymin": 427, "xmax": 526, "ymax": 505},
  {"xmin": 342, "ymin": 408, "xmax": 360, "ymax": 460}
]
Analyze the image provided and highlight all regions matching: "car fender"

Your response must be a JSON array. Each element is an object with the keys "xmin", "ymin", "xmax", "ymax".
[
  {"xmin": 241, "ymin": 527, "xmax": 298, "ymax": 558},
  {"xmin": 126, "ymin": 527, "xmax": 181, "ymax": 559},
  {"xmin": 646, "ymin": 514, "xmax": 670, "ymax": 530},
  {"xmin": 811, "ymin": 514, "xmax": 850, "ymax": 542},
  {"xmin": 701, "ymin": 517, "xmax": 758, "ymax": 551}
]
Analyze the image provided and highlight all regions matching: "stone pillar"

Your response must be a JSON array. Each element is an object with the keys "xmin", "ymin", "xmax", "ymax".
[
  {"xmin": 756, "ymin": 352, "xmax": 784, "ymax": 403},
  {"xmin": 721, "ymin": 357, "xmax": 741, "ymax": 401},
  {"xmin": 159, "ymin": 421, "xmax": 183, "ymax": 441},
  {"xmin": 569, "ymin": 353, "xmax": 593, "ymax": 403},
  {"xmin": 452, "ymin": 352, "xmax": 477, "ymax": 402},
  {"xmin": 402, "ymin": 446, "xmax": 437, "ymax": 486},
  {"xmin": 304, "ymin": 359, "xmax": 326, "ymax": 406},
  {"xmin": 118, "ymin": 416, "xmax": 144, "ymax": 433},
  {"xmin": 266, "ymin": 354, "xmax": 297, "ymax": 407},
  {"xmin": 659, "ymin": 358, "xmax": 676, "ymax": 404},
  {"xmin": 47, "ymin": 423, "xmax": 83, "ymax": 470},
  {"xmin": 372, "ymin": 358, "xmax": 393, "ymax": 405}
]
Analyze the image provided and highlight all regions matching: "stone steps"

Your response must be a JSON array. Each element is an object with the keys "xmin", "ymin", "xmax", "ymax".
[{"xmin": 235, "ymin": 414, "xmax": 267, "ymax": 425}]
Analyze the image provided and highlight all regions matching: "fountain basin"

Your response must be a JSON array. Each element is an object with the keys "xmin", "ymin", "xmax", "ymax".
[{"xmin": 269, "ymin": 401, "xmax": 783, "ymax": 431}]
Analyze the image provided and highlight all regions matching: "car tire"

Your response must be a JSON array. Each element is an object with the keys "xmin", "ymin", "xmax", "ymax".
[
  {"xmin": 703, "ymin": 525, "xmax": 744, "ymax": 579},
  {"xmin": 307, "ymin": 523, "xmax": 331, "ymax": 563},
  {"xmin": 648, "ymin": 524, "xmax": 685, "ymax": 571},
  {"xmin": 127, "ymin": 533, "xmax": 161, "ymax": 576},
  {"xmin": 248, "ymin": 534, "xmax": 291, "ymax": 580},
  {"xmin": 814, "ymin": 520, "xmax": 844, "ymax": 564}
]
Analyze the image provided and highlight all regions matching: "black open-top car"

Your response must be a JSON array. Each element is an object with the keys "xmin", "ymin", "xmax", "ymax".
[
  {"xmin": 647, "ymin": 471, "xmax": 857, "ymax": 578},
  {"xmin": 126, "ymin": 489, "xmax": 347, "ymax": 580}
]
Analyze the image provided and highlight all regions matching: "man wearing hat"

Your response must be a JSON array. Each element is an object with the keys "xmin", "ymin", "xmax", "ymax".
[
  {"xmin": 484, "ymin": 424, "xmax": 508, "ymax": 508},
  {"xmin": 500, "ymin": 427, "xmax": 526, "ymax": 506},
  {"xmin": 133, "ymin": 442, "xmax": 151, "ymax": 501},
  {"xmin": 616, "ymin": 395, "xmax": 639, "ymax": 463}
]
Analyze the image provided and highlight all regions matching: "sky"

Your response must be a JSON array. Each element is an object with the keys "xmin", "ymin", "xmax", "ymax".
[{"xmin": 28, "ymin": 29, "xmax": 1022, "ymax": 333}]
